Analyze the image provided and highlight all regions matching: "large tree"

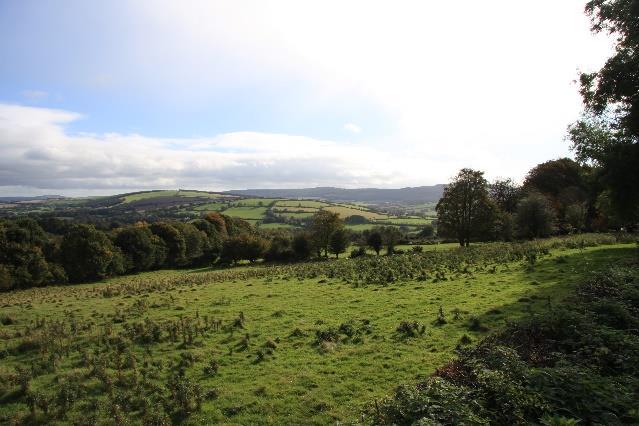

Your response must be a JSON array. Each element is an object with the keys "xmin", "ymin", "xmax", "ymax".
[
  {"xmin": 310, "ymin": 210, "xmax": 343, "ymax": 257},
  {"xmin": 366, "ymin": 230, "xmax": 383, "ymax": 255},
  {"xmin": 329, "ymin": 228, "xmax": 350, "ymax": 258},
  {"xmin": 580, "ymin": 0, "xmax": 639, "ymax": 137},
  {"xmin": 523, "ymin": 158, "xmax": 590, "ymax": 232},
  {"xmin": 150, "ymin": 222, "xmax": 187, "ymax": 266},
  {"xmin": 568, "ymin": 0, "xmax": 639, "ymax": 224},
  {"xmin": 515, "ymin": 193, "xmax": 555, "ymax": 239},
  {"xmin": 436, "ymin": 168, "xmax": 496, "ymax": 247},
  {"xmin": 59, "ymin": 224, "xmax": 124, "ymax": 282},
  {"xmin": 489, "ymin": 178, "xmax": 522, "ymax": 214},
  {"xmin": 114, "ymin": 225, "xmax": 162, "ymax": 272}
]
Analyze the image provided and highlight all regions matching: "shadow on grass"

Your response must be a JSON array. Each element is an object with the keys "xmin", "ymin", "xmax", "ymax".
[{"xmin": 470, "ymin": 245, "xmax": 637, "ymax": 335}]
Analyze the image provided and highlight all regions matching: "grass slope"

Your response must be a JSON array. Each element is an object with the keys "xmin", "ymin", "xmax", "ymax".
[{"xmin": 0, "ymin": 243, "xmax": 633, "ymax": 424}]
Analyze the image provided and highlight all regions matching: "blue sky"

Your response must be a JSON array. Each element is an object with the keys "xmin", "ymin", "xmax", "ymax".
[{"xmin": 0, "ymin": 0, "xmax": 613, "ymax": 195}]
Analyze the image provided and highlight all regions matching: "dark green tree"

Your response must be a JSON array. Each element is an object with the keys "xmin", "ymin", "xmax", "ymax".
[
  {"xmin": 523, "ymin": 158, "xmax": 590, "ymax": 232},
  {"xmin": 114, "ymin": 225, "xmax": 160, "ymax": 272},
  {"xmin": 568, "ymin": 0, "xmax": 639, "ymax": 224},
  {"xmin": 150, "ymin": 222, "xmax": 187, "ymax": 266},
  {"xmin": 221, "ymin": 234, "xmax": 267, "ymax": 264},
  {"xmin": 310, "ymin": 210, "xmax": 343, "ymax": 257},
  {"xmin": 292, "ymin": 233, "xmax": 312, "ymax": 261},
  {"xmin": 515, "ymin": 193, "xmax": 555, "ymax": 239},
  {"xmin": 580, "ymin": 0, "xmax": 639, "ymax": 137},
  {"xmin": 366, "ymin": 230, "xmax": 383, "ymax": 255},
  {"xmin": 192, "ymin": 218, "xmax": 223, "ymax": 264},
  {"xmin": 436, "ymin": 169, "xmax": 496, "ymax": 246},
  {"xmin": 489, "ymin": 178, "xmax": 522, "ymax": 213},
  {"xmin": 329, "ymin": 228, "xmax": 349, "ymax": 258},
  {"xmin": 264, "ymin": 236, "xmax": 293, "ymax": 262},
  {"xmin": 381, "ymin": 226, "xmax": 402, "ymax": 255},
  {"xmin": 59, "ymin": 224, "xmax": 125, "ymax": 282},
  {"xmin": 173, "ymin": 222, "xmax": 208, "ymax": 264}
]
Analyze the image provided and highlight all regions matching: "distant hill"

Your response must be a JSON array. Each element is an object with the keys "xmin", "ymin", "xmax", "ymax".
[
  {"xmin": 0, "ymin": 195, "xmax": 65, "ymax": 203},
  {"xmin": 223, "ymin": 185, "xmax": 445, "ymax": 204}
]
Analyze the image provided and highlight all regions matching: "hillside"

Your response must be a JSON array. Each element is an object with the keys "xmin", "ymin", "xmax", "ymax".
[
  {"xmin": 0, "ymin": 189, "xmax": 436, "ymax": 230},
  {"xmin": 224, "ymin": 185, "xmax": 446, "ymax": 204},
  {"xmin": 1, "ymin": 237, "xmax": 634, "ymax": 424}
]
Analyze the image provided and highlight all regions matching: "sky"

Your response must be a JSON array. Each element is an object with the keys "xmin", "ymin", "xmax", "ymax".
[{"xmin": 0, "ymin": 0, "xmax": 614, "ymax": 196}]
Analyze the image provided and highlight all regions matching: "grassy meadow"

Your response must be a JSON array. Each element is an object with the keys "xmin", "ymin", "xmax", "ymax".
[{"xmin": 0, "ymin": 238, "xmax": 634, "ymax": 424}]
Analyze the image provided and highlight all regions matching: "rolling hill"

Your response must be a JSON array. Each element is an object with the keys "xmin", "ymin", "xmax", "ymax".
[{"xmin": 223, "ymin": 185, "xmax": 445, "ymax": 204}]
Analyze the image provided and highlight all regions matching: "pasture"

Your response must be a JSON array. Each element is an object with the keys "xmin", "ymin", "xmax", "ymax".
[
  {"xmin": 220, "ymin": 207, "xmax": 269, "ymax": 220},
  {"xmin": 0, "ymin": 238, "xmax": 632, "ymax": 424}
]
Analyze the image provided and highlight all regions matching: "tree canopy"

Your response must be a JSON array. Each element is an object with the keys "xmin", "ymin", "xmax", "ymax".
[{"xmin": 436, "ymin": 169, "xmax": 496, "ymax": 246}]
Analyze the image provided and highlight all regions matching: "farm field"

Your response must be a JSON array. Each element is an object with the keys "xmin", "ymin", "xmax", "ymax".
[
  {"xmin": 273, "ymin": 200, "xmax": 329, "ymax": 208},
  {"xmin": 0, "ymin": 189, "xmax": 434, "ymax": 233},
  {"xmin": 193, "ymin": 202, "xmax": 227, "ymax": 211},
  {"xmin": 220, "ymin": 207, "xmax": 269, "ymax": 220},
  {"xmin": 122, "ymin": 190, "xmax": 229, "ymax": 204},
  {"xmin": 0, "ymin": 241, "xmax": 632, "ymax": 424},
  {"xmin": 322, "ymin": 205, "xmax": 389, "ymax": 220},
  {"xmin": 230, "ymin": 198, "xmax": 281, "ymax": 207}
]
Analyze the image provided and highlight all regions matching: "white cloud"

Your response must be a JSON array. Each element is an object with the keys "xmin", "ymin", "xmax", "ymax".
[
  {"xmin": 0, "ymin": 2, "xmax": 618, "ymax": 194},
  {"xmin": 0, "ymin": 102, "xmax": 600, "ymax": 196},
  {"xmin": 343, "ymin": 123, "xmax": 361, "ymax": 134},
  {"xmin": 0, "ymin": 103, "xmax": 429, "ymax": 195},
  {"xmin": 117, "ymin": 1, "xmax": 613, "ymax": 173}
]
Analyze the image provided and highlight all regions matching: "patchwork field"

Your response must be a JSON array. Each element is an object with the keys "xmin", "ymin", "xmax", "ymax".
[
  {"xmin": 0, "ymin": 190, "xmax": 433, "ymax": 231},
  {"xmin": 1, "ymin": 241, "xmax": 632, "ymax": 424},
  {"xmin": 221, "ymin": 207, "xmax": 269, "ymax": 220},
  {"xmin": 122, "ymin": 190, "xmax": 231, "ymax": 204}
]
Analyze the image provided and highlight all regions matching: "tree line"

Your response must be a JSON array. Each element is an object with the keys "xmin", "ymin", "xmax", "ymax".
[{"xmin": 436, "ymin": 154, "xmax": 637, "ymax": 247}]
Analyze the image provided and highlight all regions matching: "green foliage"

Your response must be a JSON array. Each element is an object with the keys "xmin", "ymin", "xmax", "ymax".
[
  {"xmin": 516, "ymin": 193, "xmax": 555, "ymax": 239},
  {"xmin": 436, "ymin": 168, "xmax": 497, "ymax": 246},
  {"xmin": 0, "ymin": 240, "xmax": 634, "ymax": 424},
  {"xmin": 366, "ymin": 231, "xmax": 383, "ymax": 255},
  {"xmin": 292, "ymin": 233, "xmax": 312, "ymax": 260},
  {"xmin": 114, "ymin": 225, "xmax": 164, "ymax": 272},
  {"xmin": 365, "ymin": 260, "xmax": 639, "ymax": 425},
  {"xmin": 310, "ymin": 210, "xmax": 343, "ymax": 258},
  {"xmin": 328, "ymin": 228, "xmax": 349, "ymax": 258},
  {"xmin": 264, "ymin": 236, "xmax": 294, "ymax": 262},
  {"xmin": 59, "ymin": 224, "xmax": 125, "ymax": 282},
  {"xmin": 344, "ymin": 214, "xmax": 369, "ymax": 225},
  {"xmin": 221, "ymin": 234, "xmax": 267, "ymax": 264},
  {"xmin": 150, "ymin": 222, "xmax": 187, "ymax": 267},
  {"xmin": 490, "ymin": 178, "xmax": 522, "ymax": 214},
  {"xmin": 581, "ymin": 0, "xmax": 639, "ymax": 137}
]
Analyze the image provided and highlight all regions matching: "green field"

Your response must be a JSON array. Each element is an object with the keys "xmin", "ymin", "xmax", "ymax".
[
  {"xmin": 230, "ymin": 198, "xmax": 281, "ymax": 207},
  {"xmin": 274, "ymin": 211, "xmax": 315, "ymax": 219},
  {"xmin": 323, "ymin": 205, "xmax": 389, "ymax": 220},
  {"xmin": 221, "ymin": 207, "xmax": 268, "ymax": 220},
  {"xmin": 121, "ymin": 190, "xmax": 230, "ymax": 204},
  {"xmin": 272, "ymin": 206, "xmax": 317, "ymax": 213},
  {"xmin": 121, "ymin": 190, "xmax": 178, "ymax": 203},
  {"xmin": 376, "ymin": 217, "xmax": 433, "ymax": 225},
  {"xmin": 274, "ymin": 200, "xmax": 329, "ymax": 208},
  {"xmin": 193, "ymin": 202, "xmax": 227, "ymax": 211},
  {"xmin": 0, "ymin": 240, "xmax": 631, "ymax": 424}
]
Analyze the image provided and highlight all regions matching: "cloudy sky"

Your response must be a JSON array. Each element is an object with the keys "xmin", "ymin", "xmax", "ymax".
[{"xmin": 0, "ymin": 1, "xmax": 613, "ymax": 196}]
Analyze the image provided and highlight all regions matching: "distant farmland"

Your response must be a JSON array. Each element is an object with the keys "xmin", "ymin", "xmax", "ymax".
[{"xmin": 0, "ymin": 189, "xmax": 436, "ymax": 231}]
